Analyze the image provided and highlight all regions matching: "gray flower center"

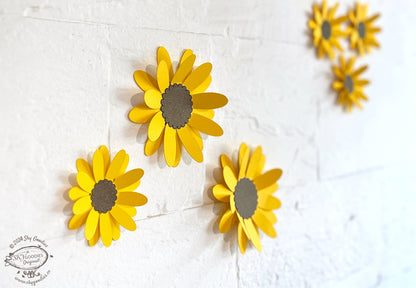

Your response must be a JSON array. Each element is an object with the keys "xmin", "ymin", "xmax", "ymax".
[
  {"xmin": 344, "ymin": 75, "xmax": 354, "ymax": 93},
  {"xmin": 358, "ymin": 22, "xmax": 366, "ymax": 38},
  {"xmin": 160, "ymin": 83, "xmax": 193, "ymax": 129},
  {"xmin": 234, "ymin": 178, "xmax": 258, "ymax": 219},
  {"xmin": 321, "ymin": 20, "xmax": 332, "ymax": 40},
  {"xmin": 91, "ymin": 179, "xmax": 118, "ymax": 213}
]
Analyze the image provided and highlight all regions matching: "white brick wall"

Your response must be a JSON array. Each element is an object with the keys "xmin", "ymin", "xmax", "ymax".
[{"xmin": 0, "ymin": 0, "xmax": 415, "ymax": 287}]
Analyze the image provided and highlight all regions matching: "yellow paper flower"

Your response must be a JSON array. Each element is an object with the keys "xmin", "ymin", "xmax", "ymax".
[
  {"xmin": 213, "ymin": 143, "xmax": 282, "ymax": 254},
  {"xmin": 129, "ymin": 47, "xmax": 228, "ymax": 167},
  {"xmin": 332, "ymin": 56, "xmax": 370, "ymax": 112},
  {"xmin": 346, "ymin": 3, "xmax": 381, "ymax": 56},
  {"xmin": 308, "ymin": 1, "xmax": 348, "ymax": 59},
  {"xmin": 68, "ymin": 145, "xmax": 148, "ymax": 247}
]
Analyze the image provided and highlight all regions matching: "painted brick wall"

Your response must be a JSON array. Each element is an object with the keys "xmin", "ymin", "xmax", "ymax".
[{"xmin": 0, "ymin": 0, "xmax": 415, "ymax": 287}]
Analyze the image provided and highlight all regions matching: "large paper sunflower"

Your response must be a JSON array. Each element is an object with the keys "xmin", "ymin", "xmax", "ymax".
[
  {"xmin": 213, "ymin": 143, "xmax": 282, "ymax": 254},
  {"xmin": 332, "ymin": 56, "xmax": 370, "ymax": 112},
  {"xmin": 68, "ymin": 145, "xmax": 148, "ymax": 247},
  {"xmin": 129, "ymin": 47, "xmax": 228, "ymax": 167},
  {"xmin": 308, "ymin": 1, "xmax": 348, "ymax": 59},
  {"xmin": 346, "ymin": 3, "xmax": 381, "ymax": 56}
]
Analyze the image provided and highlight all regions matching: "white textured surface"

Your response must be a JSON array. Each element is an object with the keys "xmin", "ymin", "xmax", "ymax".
[{"xmin": 0, "ymin": 0, "xmax": 415, "ymax": 287}]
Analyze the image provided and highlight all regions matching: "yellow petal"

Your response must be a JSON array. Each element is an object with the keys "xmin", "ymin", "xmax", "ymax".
[
  {"xmin": 322, "ymin": 0, "xmax": 328, "ymax": 19},
  {"xmin": 220, "ymin": 154, "xmax": 237, "ymax": 178},
  {"xmin": 100, "ymin": 213, "xmax": 112, "ymax": 247},
  {"xmin": 254, "ymin": 154, "xmax": 266, "ymax": 179},
  {"xmin": 190, "ymin": 126, "xmax": 203, "ymax": 151},
  {"xmin": 68, "ymin": 211, "xmax": 89, "ymax": 230},
  {"xmin": 219, "ymin": 209, "xmax": 237, "ymax": 233},
  {"xmin": 258, "ymin": 194, "xmax": 281, "ymax": 210},
  {"xmin": 69, "ymin": 186, "xmax": 89, "ymax": 201},
  {"xmin": 238, "ymin": 143, "xmax": 249, "ymax": 179},
  {"xmin": 172, "ymin": 54, "xmax": 196, "ymax": 84},
  {"xmin": 192, "ymin": 75, "xmax": 212, "ymax": 94},
  {"xmin": 76, "ymin": 172, "xmax": 95, "ymax": 193},
  {"xmin": 238, "ymin": 222, "xmax": 248, "ymax": 254},
  {"xmin": 177, "ymin": 124, "xmax": 203, "ymax": 163},
  {"xmin": 188, "ymin": 113, "xmax": 223, "ymax": 136},
  {"xmin": 223, "ymin": 165, "xmax": 237, "ymax": 191},
  {"xmin": 246, "ymin": 146, "xmax": 262, "ymax": 179},
  {"xmin": 253, "ymin": 169, "xmax": 283, "ymax": 191},
  {"xmin": 133, "ymin": 70, "xmax": 158, "ymax": 92},
  {"xmin": 76, "ymin": 158, "xmax": 93, "ymax": 180},
  {"xmin": 73, "ymin": 196, "xmax": 92, "ymax": 215},
  {"xmin": 110, "ymin": 205, "xmax": 137, "ymax": 231},
  {"xmin": 213, "ymin": 184, "xmax": 233, "ymax": 202},
  {"xmin": 93, "ymin": 148, "xmax": 105, "ymax": 182},
  {"xmin": 88, "ymin": 224, "xmax": 100, "ymax": 247},
  {"xmin": 157, "ymin": 60, "xmax": 170, "ymax": 93},
  {"xmin": 333, "ymin": 81, "xmax": 344, "ymax": 91},
  {"xmin": 99, "ymin": 145, "xmax": 110, "ymax": 173},
  {"xmin": 252, "ymin": 209, "xmax": 277, "ymax": 238},
  {"xmin": 144, "ymin": 89, "xmax": 162, "ymax": 109},
  {"xmin": 145, "ymin": 133, "xmax": 163, "ymax": 156},
  {"xmin": 164, "ymin": 125, "xmax": 177, "ymax": 167},
  {"xmin": 105, "ymin": 149, "xmax": 127, "ymax": 181},
  {"xmin": 173, "ymin": 136, "xmax": 182, "ymax": 167},
  {"xmin": 180, "ymin": 49, "xmax": 193, "ymax": 64},
  {"xmin": 114, "ymin": 169, "xmax": 144, "ymax": 191},
  {"xmin": 157, "ymin": 47, "xmax": 174, "ymax": 81},
  {"xmin": 110, "ymin": 214, "xmax": 120, "ymax": 240},
  {"xmin": 129, "ymin": 104, "xmax": 158, "ymax": 124},
  {"xmin": 365, "ymin": 14, "xmax": 380, "ymax": 24},
  {"xmin": 258, "ymin": 183, "xmax": 278, "ymax": 195},
  {"xmin": 244, "ymin": 219, "xmax": 262, "ymax": 252},
  {"xmin": 119, "ymin": 204, "xmax": 137, "ymax": 217},
  {"xmin": 183, "ymin": 62, "xmax": 212, "ymax": 93},
  {"xmin": 117, "ymin": 192, "xmax": 148, "ymax": 206},
  {"xmin": 148, "ymin": 112, "xmax": 166, "ymax": 141},
  {"xmin": 352, "ymin": 65, "xmax": 368, "ymax": 77},
  {"xmin": 192, "ymin": 93, "xmax": 228, "ymax": 109},
  {"xmin": 230, "ymin": 194, "xmax": 236, "ymax": 214},
  {"xmin": 85, "ymin": 209, "xmax": 99, "ymax": 240},
  {"xmin": 193, "ymin": 109, "xmax": 214, "ymax": 120},
  {"xmin": 263, "ymin": 209, "xmax": 278, "ymax": 224}
]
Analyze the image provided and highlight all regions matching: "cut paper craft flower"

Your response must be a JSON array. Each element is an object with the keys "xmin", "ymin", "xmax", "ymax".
[
  {"xmin": 68, "ymin": 145, "xmax": 148, "ymax": 247},
  {"xmin": 346, "ymin": 3, "xmax": 381, "ymax": 56},
  {"xmin": 308, "ymin": 1, "xmax": 348, "ymax": 59},
  {"xmin": 213, "ymin": 143, "xmax": 282, "ymax": 254},
  {"xmin": 129, "ymin": 47, "xmax": 228, "ymax": 167},
  {"xmin": 332, "ymin": 56, "xmax": 369, "ymax": 112}
]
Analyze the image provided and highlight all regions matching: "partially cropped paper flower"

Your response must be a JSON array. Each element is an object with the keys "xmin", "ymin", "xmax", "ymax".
[
  {"xmin": 129, "ymin": 47, "xmax": 228, "ymax": 167},
  {"xmin": 213, "ymin": 143, "xmax": 282, "ymax": 254},
  {"xmin": 346, "ymin": 3, "xmax": 381, "ymax": 56},
  {"xmin": 68, "ymin": 145, "xmax": 148, "ymax": 247},
  {"xmin": 332, "ymin": 56, "xmax": 369, "ymax": 112},
  {"xmin": 308, "ymin": 1, "xmax": 348, "ymax": 59}
]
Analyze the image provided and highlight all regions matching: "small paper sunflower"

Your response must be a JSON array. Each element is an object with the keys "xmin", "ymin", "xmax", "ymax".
[
  {"xmin": 308, "ymin": 1, "xmax": 348, "ymax": 59},
  {"xmin": 68, "ymin": 145, "xmax": 148, "ymax": 247},
  {"xmin": 129, "ymin": 47, "xmax": 228, "ymax": 167},
  {"xmin": 346, "ymin": 3, "xmax": 381, "ymax": 56},
  {"xmin": 332, "ymin": 56, "xmax": 370, "ymax": 112},
  {"xmin": 213, "ymin": 143, "xmax": 282, "ymax": 254}
]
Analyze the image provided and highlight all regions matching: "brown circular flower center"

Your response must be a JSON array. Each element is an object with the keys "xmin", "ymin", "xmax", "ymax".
[
  {"xmin": 358, "ymin": 21, "xmax": 366, "ymax": 38},
  {"xmin": 234, "ymin": 178, "xmax": 258, "ymax": 219},
  {"xmin": 91, "ymin": 179, "xmax": 118, "ymax": 213},
  {"xmin": 344, "ymin": 75, "xmax": 354, "ymax": 93},
  {"xmin": 321, "ymin": 20, "xmax": 332, "ymax": 40},
  {"xmin": 160, "ymin": 83, "xmax": 193, "ymax": 129}
]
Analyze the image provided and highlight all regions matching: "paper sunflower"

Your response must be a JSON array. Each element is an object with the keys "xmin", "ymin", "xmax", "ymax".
[
  {"xmin": 332, "ymin": 56, "xmax": 370, "ymax": 112},
  {"xmin": 308, "ymin": 1, "xmax": 348, "ymax": 59},
  {"xmin": 68, "ymin": 145, "xmax": 148, "ymax": 247},
  {"xmin": 346, "ymin": 3, "xmax": 381, "ymax": 56},
  {"xmin": 213, "ymin": 143, "xmax": 282, "ymax": 254},
  {"xmin": 129, "ymin": 47, "xmax": 228, "ymax": 167}
]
